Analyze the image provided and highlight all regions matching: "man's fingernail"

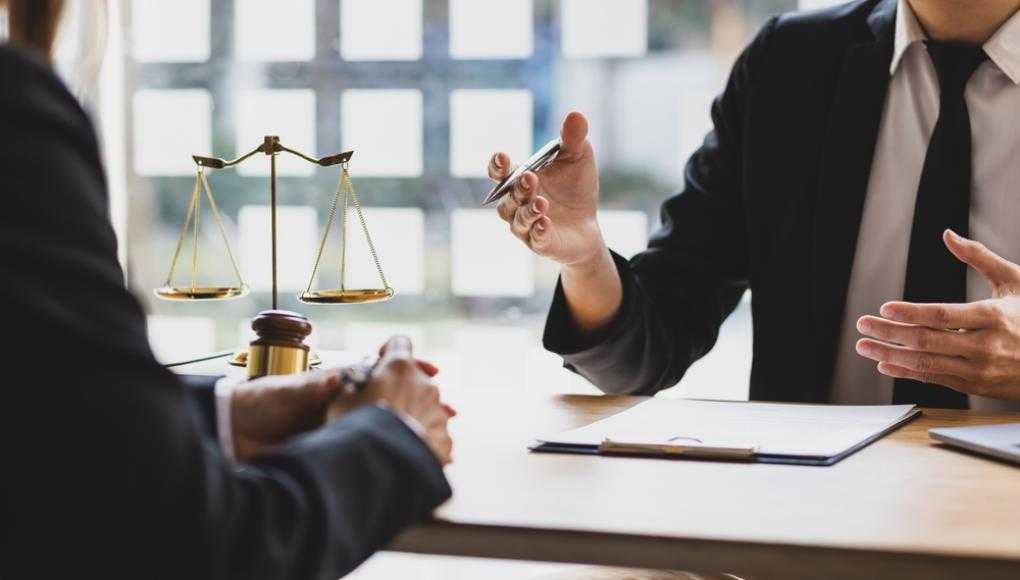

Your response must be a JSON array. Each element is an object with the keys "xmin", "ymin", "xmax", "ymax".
[
  {"xmin": 531, "ymin": 200, "xmax": 539, "ymax": 212},
  {"xmin": 535, "ymin": 222, "xmax": 545, "ymax": 233},
  {"xmin": 856, "ymin": 341, "xmax": 873, "ymax": 356},
  {"xmin": 492, "ymin": 155, "xmax": 502, "ymax": 169}
]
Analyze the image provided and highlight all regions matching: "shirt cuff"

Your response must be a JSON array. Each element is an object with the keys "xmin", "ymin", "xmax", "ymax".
[{"xmin": 214, "ymin": 377, "xmax": 239, "ymax": 461}]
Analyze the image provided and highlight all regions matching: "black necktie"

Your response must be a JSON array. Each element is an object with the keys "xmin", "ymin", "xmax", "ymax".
[{"xmin": 893, "ymin": 42, "xmax": 987, "ymax": 409}]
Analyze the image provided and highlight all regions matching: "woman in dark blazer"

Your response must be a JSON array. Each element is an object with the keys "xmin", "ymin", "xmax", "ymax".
[{"xmin": 0, "ymin": 2, "xmax": 453, "ymax": 578}]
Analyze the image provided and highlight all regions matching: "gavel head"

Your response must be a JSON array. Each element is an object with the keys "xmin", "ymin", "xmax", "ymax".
[{"xmin": 246, "ymin": 310, "xmax": 313, "ymax": 379}]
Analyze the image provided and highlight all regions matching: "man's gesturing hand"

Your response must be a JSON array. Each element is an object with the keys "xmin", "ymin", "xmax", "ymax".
[
  {"xmin": 856, "ymin": 230, "xmax": 1020, "ymax": 401},
  {"xmin": 488, "ymin": 111, "xmax": 605, "ymax": 268},
  {"xmin": 328, "ymin": 336, "xmax": 455, "ymax": 465}
]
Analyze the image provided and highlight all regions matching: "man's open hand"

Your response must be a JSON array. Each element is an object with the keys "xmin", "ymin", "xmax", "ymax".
[
  {"xmin": 489, "ymin": 111, "xmax": 605, "ymax": 268},
  {"xmin": 856, "ymin": 230, "xmax": 1020, "ymax": 401}
]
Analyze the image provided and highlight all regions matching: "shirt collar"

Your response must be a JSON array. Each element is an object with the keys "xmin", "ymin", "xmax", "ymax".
[
  {"xmin": 890, "ymin": 0, "xmax": 927, "ymax": 75},
  {"xmin": 984, "ymin": 7, "xmax": 1020, "ymax": 84},
  {"xmin": 891, "ymin": 0, "xmax": 1020, "ymax": 85}
]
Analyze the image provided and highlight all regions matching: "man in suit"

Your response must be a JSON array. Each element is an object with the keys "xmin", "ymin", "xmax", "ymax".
[
  {"xmin": 489, "ymin": 0, "xmax": 1020, "ymax": 410},
  {"xmin": 0, "ymin": 4, "xmax": 454, "ymax": 577}
]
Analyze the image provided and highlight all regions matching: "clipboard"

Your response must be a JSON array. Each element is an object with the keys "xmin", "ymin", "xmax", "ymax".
[{"xmin": 529, "ymin": 400, "xmax": 921, "ymax": 466}]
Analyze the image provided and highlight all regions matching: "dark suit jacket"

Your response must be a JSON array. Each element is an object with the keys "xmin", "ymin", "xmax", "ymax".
[
  {"xmin": 545, "ymin": 0, "xmax": 903, "ymax": 402},
  {"xmin": 0, "ymin": 45, "xmax": 450, "ymax": 579}
]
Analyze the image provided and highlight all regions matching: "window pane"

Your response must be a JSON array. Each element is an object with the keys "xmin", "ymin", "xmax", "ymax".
[
  {"xmin": 133, "ymin": 89, "xmax": 212, "ymax": 176},
  {"xmin": 798, "ymin": 0, "xmax": 844, "ymax": 9},
  {"xmin": 343, "ymin": 207, "xmax": 425, "ymax": 295},
  {"xmin": 310, "ymin": 206, "xmax": 425, "ymax": 295},
  {"xmin": 450, "ymin": 0, "xmax": 533, "ymax": 60},
  {"xmin": 341, "ymin": 0, "xmax": 423, "ymax": 61},
  {"xmin": 236, "ymin": 90, "xmax": 317, "ymax": 176},
  {"xmin": 450, "ymin": 89, "xmax": 532, "ymax": 178},
  {"xmin": 342, "ymin": 90, "xmax": 423, "ymax": 177},
  {"xmin": 238, "ymin": 205, "xmax": 318, "ymax": 292},
  {"xmin": 451, "ymin": 209, "xmax": 534, "ymax": 297},
  {"xmin": 235, "ymin": 0, "xmax": 315, "ymax": 61},
  {"xmin": 562, "ymin": 0, "xmax": 647, "ymax": 58},
  {"xmin": 599, "ymin": 210, "xmax": 649, "ymax": 259},
  {"xmin": 131, "ymin": 0, "xmax": 210, "ymax": 62},
  {"xmin": 147, "ymin": 315, "xmax": 215, "ymax": 364}
]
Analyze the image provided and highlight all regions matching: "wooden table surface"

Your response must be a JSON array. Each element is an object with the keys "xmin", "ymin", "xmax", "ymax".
[
  {"xmin": 390, "ymin": 392, "xmax": 1020, "ymax": 580},
  {"xmin": 171, "ymin": 353, "xmax": 1020, "ymax": 579}
]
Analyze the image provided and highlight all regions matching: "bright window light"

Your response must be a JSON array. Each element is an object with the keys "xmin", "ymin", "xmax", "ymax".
[
  {"xmin": 342, "ymin": 90, "xmax": 423, "ymax": 177},
  {"xmin": 236, "ymin": 90, "xmax": 317, "ymax": 176},
  {"xmin": 133, "ymin": 89, "xmax": 212, "ymax": 176},
  {"xmin": 450, "ymin": 209, "xmax": 534, "ymax": 297},
  {"xmin": 235, "ymin": 0, "xmax": 315, "ymax": 61},
  {"xmin": 147, "ymin": 315, "xmax": 215, "ymax": 364},
  {"xmin": 238, "ymin": 205, "xmax": 318, "ymax": 292},
  {"xmin": 678, "ymin": 87, "xmax": 717, "ymax": 172},
  {"xmin": 341, "ymin": 0, "xmax": 422, "ymax": 61},
  {"xmin": 131, "ymin": 0, "xmax": 210, "ymax": 62},
  {"xmin": 798, "ymin": 0, "xmax": 845, "ymax": 9},
  {"xmin": 450, "ymin": 0, "xmax": 533, "ymax": 59},
  {"xmin": 525, "ymin": 348, "xmax": 601, "ymax": 395},
  {"xmin": 450, "ymin": 89, "xmax": 533, "ymax": 178},
  {"xmin": 343, "ymin": 322, "xmax": 425, "ymax": 354},
  {"xmin": 561, "ymin": 0, "xmax": 647, "ymax": 58},
  {"xmin": 599, "ymin": 210, "xmax": 649, "ymax": 259},
  {"xmin": 452, "ymin": 325, "xmax": 531, "ymax": 390}
]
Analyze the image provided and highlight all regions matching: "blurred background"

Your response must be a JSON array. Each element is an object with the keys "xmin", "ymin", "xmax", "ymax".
[
  {"xmin": 16, "ymin": 1, "xmax": 844, "ymax": 577},
  {"xmin": 34, "ymin": 0, "xmax": 839, "ymax": 402}
]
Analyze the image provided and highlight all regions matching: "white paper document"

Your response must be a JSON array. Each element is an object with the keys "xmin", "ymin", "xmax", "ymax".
[{"xmin": 537, "ymin": 399, "xmax": 918, "ymax": 459}]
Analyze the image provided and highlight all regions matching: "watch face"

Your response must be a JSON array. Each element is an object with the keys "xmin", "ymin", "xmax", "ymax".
[{"xmin": 482, "ymin": 139, "xmax": 562, "ymax": 206}]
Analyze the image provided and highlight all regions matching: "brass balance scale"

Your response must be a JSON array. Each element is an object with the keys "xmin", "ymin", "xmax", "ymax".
[{"xmin": 154, "ymin": 135, "xmax": 393, "ymax": 378}]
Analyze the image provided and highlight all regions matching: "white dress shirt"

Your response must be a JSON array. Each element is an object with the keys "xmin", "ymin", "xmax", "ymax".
[{"xmin": 831, "ymin": 0, "xmax": 1020, "ymax": 411}]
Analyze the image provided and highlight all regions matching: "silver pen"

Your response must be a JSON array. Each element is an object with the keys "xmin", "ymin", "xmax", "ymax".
[{"xmin": 482, "ymin": 139, "xmax": 561, "ymax": 206}]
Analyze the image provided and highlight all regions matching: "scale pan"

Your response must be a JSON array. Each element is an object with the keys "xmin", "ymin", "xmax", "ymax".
[
  {"xmin": 154, "ymin": 285, "xmax": 250, "ymax": 301},
  {"xmin": 298, "ymin": 288, "xmax": 394, "ymax": 305}
]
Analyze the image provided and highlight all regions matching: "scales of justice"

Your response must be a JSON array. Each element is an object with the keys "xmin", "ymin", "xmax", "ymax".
[{"xmin": 154, "ymin": 135, "xmax": 393, "ymax": 379}]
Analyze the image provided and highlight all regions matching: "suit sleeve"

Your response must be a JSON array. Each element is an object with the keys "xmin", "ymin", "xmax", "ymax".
[
  {"xmin": 0, "ymin": 47, "xmax": 450, "ymax": 580},
  {"xmin": 542, "ymin": 18, "xmax": 777, "ymax": 396}
]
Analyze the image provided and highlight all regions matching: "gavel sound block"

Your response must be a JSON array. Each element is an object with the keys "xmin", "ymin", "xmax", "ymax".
[{"xmin": 246, "ymin": 310, "xmax": 313, "ymax": 379}]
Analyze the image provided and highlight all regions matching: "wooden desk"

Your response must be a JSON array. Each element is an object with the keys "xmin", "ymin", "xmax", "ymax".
[
  {"xmin": 390, "ymin": 392, "xmax": 1020, "ymax": 580},
  {"xmin": 170, "ymin": 355, "xmax": 1020, "ymax": 579}
]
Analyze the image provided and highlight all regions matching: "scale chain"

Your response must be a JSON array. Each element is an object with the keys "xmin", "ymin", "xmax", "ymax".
[
  {"xmin": 164, "ymin": 173, "xmax": 201, "ymax": 287},
  {"xmin": 340, "ymin": 171, "xmax": 350, "ymax": 291},
  {"xmin": 343, "ymin": 169, "xmax": 390, "ymax": 290},
  {"xmin": 304, "ymin": 170, "xmax": 345, "ymax": 296},
  {"xmin": 199, "ymin": 170, "xmax": 245, "ymax": 287}
]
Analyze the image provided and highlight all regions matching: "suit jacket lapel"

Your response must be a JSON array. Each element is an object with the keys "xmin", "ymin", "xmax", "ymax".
[{"xmin": 810, "ymin": 0, "xmax": 897, "ymax": 397}]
